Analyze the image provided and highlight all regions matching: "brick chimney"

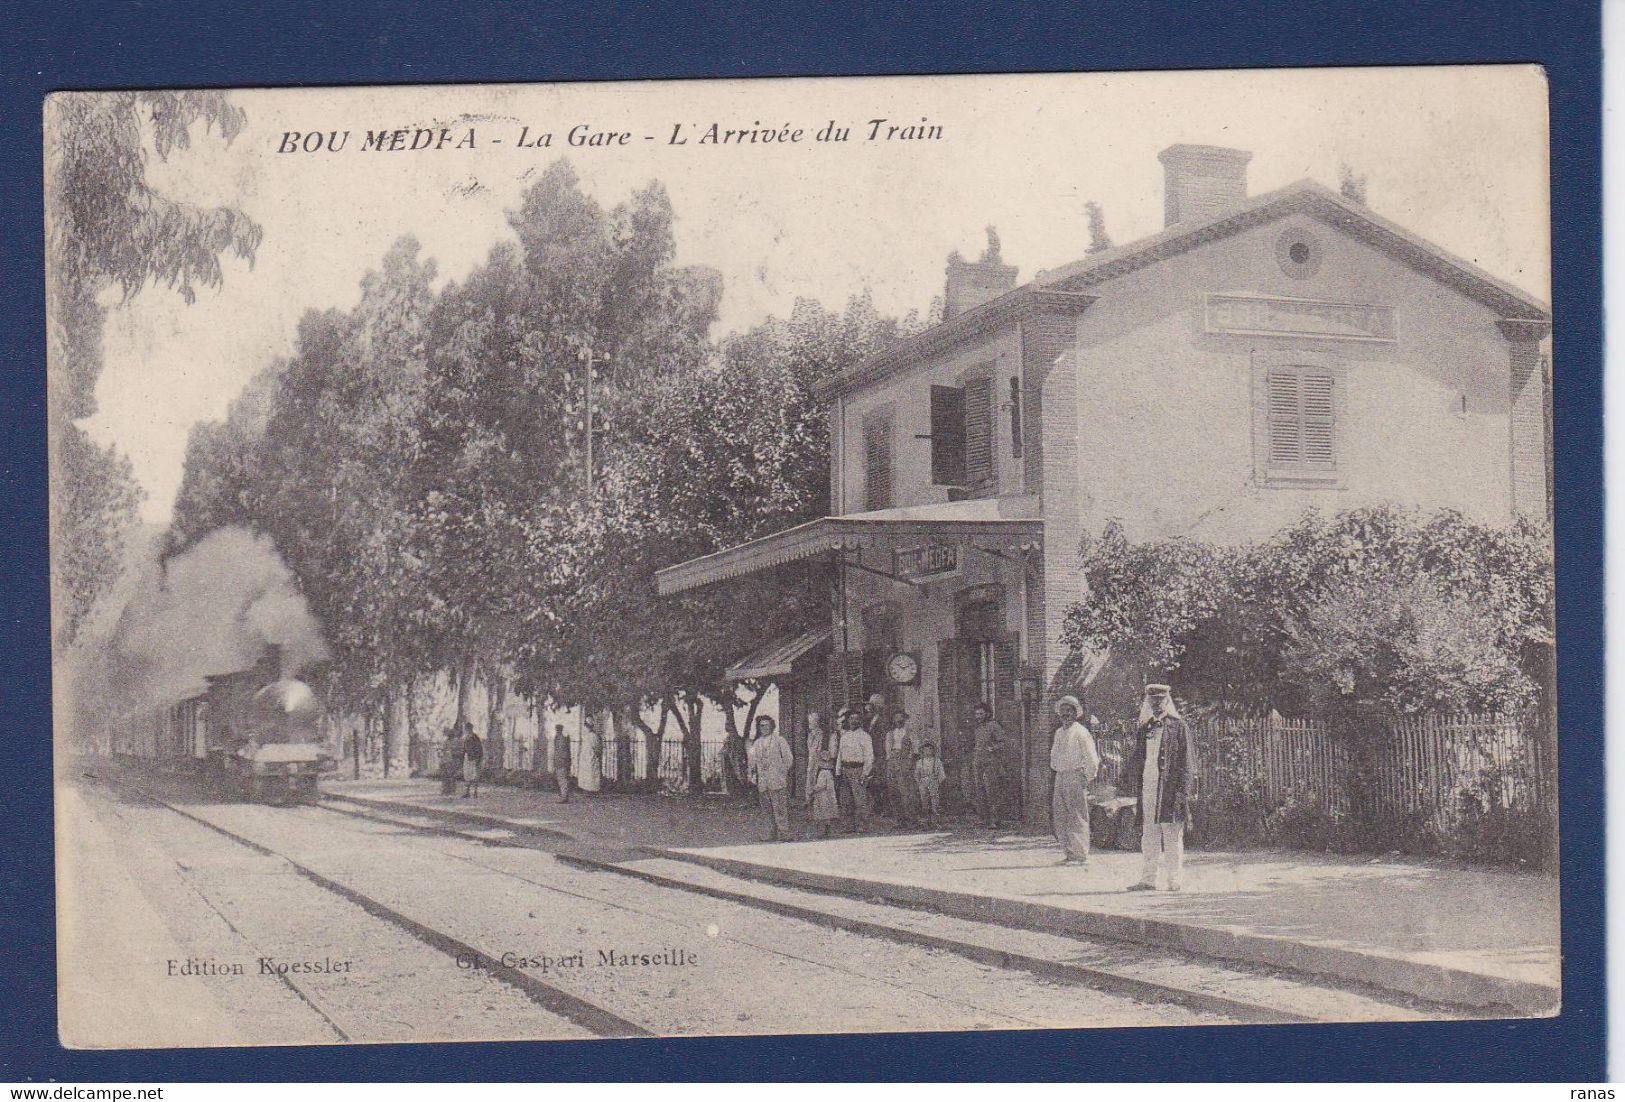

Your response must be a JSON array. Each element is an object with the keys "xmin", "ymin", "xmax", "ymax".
[
  {"xmin": 943, "ymin": 226, "xmax": 1018, "ymax": 318},
  {"xmin": 1158, "ymin": 144, "xmax": 1252, "ymax": 227}
]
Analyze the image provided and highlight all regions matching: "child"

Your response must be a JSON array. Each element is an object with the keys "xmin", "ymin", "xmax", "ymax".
[{"xmin": 914, "ymin": 741, "xmax": 947, "ymax": 825}]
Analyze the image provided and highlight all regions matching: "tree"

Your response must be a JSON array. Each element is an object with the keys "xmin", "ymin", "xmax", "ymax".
[
  {"xmin": 168, "ymin": 360, "xmax": 286, "ymax": 558},
  {"xmin": 1338, "ymin": 163, "xmax": 1369, "ymax": 205},
  {"xmin": 544, "ymin": 293, "xmax": 904, "ymax": 788},
  {"xmin": 415, "ymin": 162, "xmax": 720, "ymax": 752},
  {"xmin": 1084, "ymin": 201, "xmax": 1113, "ymax": 253},
  {"xmin": 46, "ymin": 91, "xmax": 262, "ymax": 648}
]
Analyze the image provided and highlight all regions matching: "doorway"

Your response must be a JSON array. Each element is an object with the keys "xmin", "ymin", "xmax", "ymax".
[{"xmin": 937, "ymin": 587, "xmax": 1020, "ymax": 811}]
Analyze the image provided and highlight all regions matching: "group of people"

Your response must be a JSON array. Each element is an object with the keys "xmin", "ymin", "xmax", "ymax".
[
  {"xmin": 434, "ymin": 682, "xmax": 1195, "ymax": 892},
  {"xmin": 737, "ymin": 681, "xmax": 1196, "ymax": 892},
  {"xmin": 438, "ymin": 717, "xmax": 604, "ymax": 803},
  {"xmin": 1048, "ymin": 683, "xmax": 1196, "ymax": 892},
  {"xmin": 438, "ymin": 720, "xmax": 484, "ymax": 799},
  {"xmin": 738, "ymin": 695, "xmax": 985, "ymax": 843}
]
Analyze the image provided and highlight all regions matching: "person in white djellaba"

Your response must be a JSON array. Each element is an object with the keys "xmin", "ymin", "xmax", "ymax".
[
  {"xmin": 1126, "ymin": 684, "xmax": 1198, "ymax": 892},
  {"xmin": 1050, "ymin": 695, "xmax": 1101, "ymax": 865}
]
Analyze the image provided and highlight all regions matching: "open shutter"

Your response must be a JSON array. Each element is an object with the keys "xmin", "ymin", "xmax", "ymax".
[
  {"xmin": 1301, "ymin": 372, "xmax": 1335, "ymax": 467},
  {"xmin": 993, "ymin": 637, "xmax": 1021, "ymax": 794},
  {"xmin": 1267, "ymin": 370, "xmax": 1303, "ymax": 465},
  {"xmin": 864, "ymin": 415, "xmax": 893, "ymax": 510},
  {"xmin": 964, "ymin": 375, "xmax": 994, "ymax": 486},
  {"xmin": 930, "ymin": 385, "xmax": 966, "ymax": 485},
  {"xmin": 1009, "ymin": 377, "xmax": 1023, "ymax": 458},
  {"xmin": 936, "ymin": 639, "xmax": 963, "ymax": 809},
  {"xmin": 828, "ymin": 651, "xmax": 865, "ymax": 711}
]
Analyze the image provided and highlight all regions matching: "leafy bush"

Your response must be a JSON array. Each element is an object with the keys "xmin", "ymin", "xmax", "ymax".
[
  {"xmin": 1062, "ymin": 506, "xmax": 1553, "ymax": 716},
  {"xmin": 1282, "ymin": 576, "xmax": 1535, "ymax": 714}
]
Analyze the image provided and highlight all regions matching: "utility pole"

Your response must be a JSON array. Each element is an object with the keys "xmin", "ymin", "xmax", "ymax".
[
  {"xmin": 583, "ymin": 345, "xmax": 595, "ymax": 495},
  {"xmin": 571, "ymin": 347, "xmax": 613, "ymax": 494}
]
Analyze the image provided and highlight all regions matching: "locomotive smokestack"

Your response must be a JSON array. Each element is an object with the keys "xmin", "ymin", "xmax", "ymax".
[{"xmin": 258, "ymin": 644, "xmax": 283, "ymax": 683}]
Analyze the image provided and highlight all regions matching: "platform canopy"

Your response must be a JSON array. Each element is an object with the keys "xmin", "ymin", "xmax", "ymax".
[
  {"xmin": 655, "ymin": 495, "xmax": 1043, "ymax": 596},
  {"xmin": 724, "ymin": 626, "xmax": 833, "ymax": 683}
]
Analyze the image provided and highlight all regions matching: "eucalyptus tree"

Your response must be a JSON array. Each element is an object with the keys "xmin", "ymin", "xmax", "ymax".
[{"xmin": 45, "ymin": 91, "xmax": 261, "ymax": 647}]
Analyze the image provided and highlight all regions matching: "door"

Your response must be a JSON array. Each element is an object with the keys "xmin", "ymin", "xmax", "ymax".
[{"xmin": 949, "ymin": 632, "xmax": 1021, "ymax": 811}]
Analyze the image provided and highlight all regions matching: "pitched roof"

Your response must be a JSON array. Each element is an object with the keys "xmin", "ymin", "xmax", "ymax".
[
  {"xmin": 818, "ymin": 178, "xmax": 1550, "ymax": 401},
  {"xmin": 1036, "ymin": 178, "xmax": 1551, "ymax": 321}
]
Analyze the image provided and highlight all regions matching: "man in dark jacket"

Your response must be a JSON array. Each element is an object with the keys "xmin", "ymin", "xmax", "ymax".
[
  {"xmin": 461, "ymin": 722, "xmax": 484, "ymax": 799},
  {"xmin": 1125, "ymin": 684, "xmax": 1197, "ymax": 892}
]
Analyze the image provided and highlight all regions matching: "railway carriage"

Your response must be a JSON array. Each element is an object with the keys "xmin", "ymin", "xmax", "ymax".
[{"xmin": 110, "ymin": 645, "xmax": 336, "ymax": 803}]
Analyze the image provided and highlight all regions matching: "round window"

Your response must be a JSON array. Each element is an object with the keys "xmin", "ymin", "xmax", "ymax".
[{"xmin": 1275, "ymin": 228, "xmax": 1323, "ymax": 279}]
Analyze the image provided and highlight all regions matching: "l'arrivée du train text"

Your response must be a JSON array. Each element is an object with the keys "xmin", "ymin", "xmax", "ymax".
[{"xmin": 275, "ymin": 118, "xmax": 945, "ymax": 154}]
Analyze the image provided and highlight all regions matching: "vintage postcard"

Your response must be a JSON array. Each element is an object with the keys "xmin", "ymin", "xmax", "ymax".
[{"xmin": 48, "ymin": 66, "xmax": 1557, "ymax": 1049}]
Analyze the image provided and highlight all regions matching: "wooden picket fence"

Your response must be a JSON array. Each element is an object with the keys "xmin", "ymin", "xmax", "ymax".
[{"xmin": 1096, "ymin": 708, "xmax": 1554, "ymax": 858}]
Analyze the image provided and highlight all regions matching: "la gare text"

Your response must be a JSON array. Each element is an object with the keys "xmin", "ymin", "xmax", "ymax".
[{"xmin": 275, "ymin": 118, "xmax": 945, "ymax": 155}]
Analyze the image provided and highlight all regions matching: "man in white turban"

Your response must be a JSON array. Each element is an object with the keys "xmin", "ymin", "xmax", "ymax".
[
  {"xmin": 1127, "ymin": 684, "xmax": 1198, "ymax": 891},
  {"xmin": 1050, "ymin": 695, "xmax": 1101, "ymax": 865}
]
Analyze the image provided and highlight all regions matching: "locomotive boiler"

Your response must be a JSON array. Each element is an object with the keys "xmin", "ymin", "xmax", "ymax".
[{"xmin": 195, "ymin": 646, "xmax": 334, "ymax": 802}]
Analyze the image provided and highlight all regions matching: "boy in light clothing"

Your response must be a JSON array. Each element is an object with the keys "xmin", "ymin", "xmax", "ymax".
[
  {"xmin": 914, "ymin": 741, "xmax": 947, "ymax": 825},
  {"xmin": 746, "ymin": 715, "xmax": 795, "ymax": 841}
]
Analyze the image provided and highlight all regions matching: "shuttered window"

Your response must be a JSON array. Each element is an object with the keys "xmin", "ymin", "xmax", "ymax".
[
  {"xmin": 864, "ymin": 414, "xmax": 894, "ymax": 511},
  {"xmin": 1267, "ymin": 367, "xmax": 1336, "ymax": 469},
  {"xmin": 964, "ymin": 374, "xmax": 994, "ymax": 486},
  {"xmin": 930, "ymin": 386, "xmax": 966, "ymax": 485},
  {"xmin": 1009, "ymin": 377, "xmax": 1023, "ymax": 459}
]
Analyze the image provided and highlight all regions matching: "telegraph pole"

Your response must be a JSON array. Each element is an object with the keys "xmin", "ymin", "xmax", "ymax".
[{"xmin": 573, "ymin": 347, "xmax": 612, "ymax": 494}]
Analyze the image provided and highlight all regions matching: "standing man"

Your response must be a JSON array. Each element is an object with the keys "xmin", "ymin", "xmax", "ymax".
[
  {"xmin": 439, "ymin": 726, "xmax": 460, "ymax": 796},
  {"xmin": 883, "ymin": 708, "xmax": 917, "ymax": 827},
  {"xmin": 804, "ymin": 711, "xmax": 840, "ymax": 839},
  {"xmin": 863, "ymin": 693, "xmax": 889, "ymax": 814},
  {"xmin": 1050, "ymin": 695, "xmax": 1101, "ymax": 866},
  {"xmin": 461, "ymin": 721, "xmax": 483, "ymax": 799},
  {"xmin": 722, "ymin": 726, "xmax": 750, "ymax": 798},
  {"xmin": 578, "ymin": 715, "xmax": 603, "ymax": 794},
  {"xmin": 550, "ymin": 723, "xmax": 572, "ymax": 803},
  {"xmin": 1126, "ymin": 684, "xmax": 1198, "ymax": 892},
  {"xmin": 746, "ymin": 715, "xmax": 794, "ymax": 841},
  {"xmin": 971, "ymin": 702, "xmax": 1014, "ymax": 829},
  {"xmin": 835, "ymin": 707, "xmax": 874, "ymax": 833}
]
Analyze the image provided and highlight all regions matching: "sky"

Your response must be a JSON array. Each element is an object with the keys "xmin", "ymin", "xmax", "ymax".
[{"xmin": 73, "ymin": 66, "xmax": 1551, "ymax": 523}]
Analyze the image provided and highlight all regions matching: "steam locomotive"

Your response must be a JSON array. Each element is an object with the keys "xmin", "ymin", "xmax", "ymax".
[{"xmin": 109, "ymin": 645, "xmax": 337, "ymax": 803}]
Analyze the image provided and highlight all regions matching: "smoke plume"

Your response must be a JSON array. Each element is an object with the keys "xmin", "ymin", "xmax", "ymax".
[{"xmin": 62, "ymin": 527, "xmax": 328, "ymax": 744}]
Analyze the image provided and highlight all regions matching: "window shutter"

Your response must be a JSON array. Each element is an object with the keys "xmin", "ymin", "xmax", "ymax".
[
  {"xmin": 1267, "ymin": 367, "xmax": 1336, "ymax": 469},
  {"xmin": 964, "ymin": 375, "xmax": 994, "ymax": 486},
  {"xmin": 864, "ymin": 415, "xmax": 893, "ymax": 510},
  {"xmin": 1009, "ymin": 377, "xmax": 1023, "ymax": 458},
  {"xmin": 1301, "ymin": 372, "xmax": 1335, "ymax": 466},
  {"xmin": 930, "ymin": 385, "xmax": 966, "ymax": 484},
  {"xmin": 992, "ymin": 639, "xmax": 1016, "ymax": 710},
  {"xmin": 1267, "ymin": 370, "xmax": 1303, "ymax": 465},
  {"xmin": 828, "ymin": 651, "xmax": 864, "ymax": 710},
  {"xmin": 992, "ymin": 637, "xmax": 1021, "ymax": 788}
]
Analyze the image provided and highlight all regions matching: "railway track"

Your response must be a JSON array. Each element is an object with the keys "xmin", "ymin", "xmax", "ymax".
[
  {"xmin": 83, "ymin": 770, "xmax": 1476, "ymax": 1045},
  {"xmin": 313, "ymin": 793, "xmax": 1478, "ymax": 1027}
]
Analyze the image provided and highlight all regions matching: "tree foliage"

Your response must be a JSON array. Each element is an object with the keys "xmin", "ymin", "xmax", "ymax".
[
  {"xmin": 1084, "ymin": 200, "xmax": 1113, "ymax": 254},
  {"xmin": 1338, "ymin": 162, "xmax": 1369, "ymax": 205},
  {"xmin": 46, "ymin": 91, "xmax": 262, "ymax": 648},
  {"xmin": 1063, "ymin": 506, "xmax": 1553, "ymax": 715},
  {"xmin": 164, "ymin": 160, "xmax": 894, "ymax": 770},
  {"xmin": 533, "ymin": 293, "xmax": 905, "ymax": 782}
]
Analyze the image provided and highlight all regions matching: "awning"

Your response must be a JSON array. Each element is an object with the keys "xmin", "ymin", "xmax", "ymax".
[
  {"xmin": 725, "ymin": 627, "xmax": 833, "ymax": 682},
  {"xmin": 656, "ymin": 495, "xmax": 1043, "ymax": 596}
]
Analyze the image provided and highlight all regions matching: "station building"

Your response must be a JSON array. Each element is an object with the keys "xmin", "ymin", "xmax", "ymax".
[{"xmin": 657, "ymin": 144, "xmax": 1552, "ymax": 819}]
